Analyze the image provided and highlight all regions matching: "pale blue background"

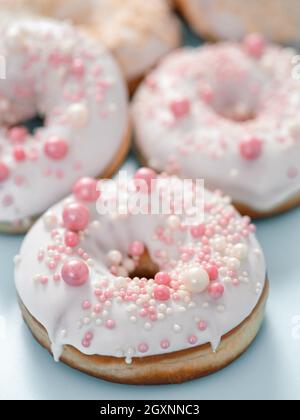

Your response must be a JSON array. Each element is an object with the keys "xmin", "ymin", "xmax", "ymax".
[{"xmin": 0, "ymin": 23, "xmax": 300, "ymax": 401}]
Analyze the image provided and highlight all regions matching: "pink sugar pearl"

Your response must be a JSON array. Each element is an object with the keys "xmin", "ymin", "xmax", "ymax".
[
  {"xmin": 44, "ymin": 136, "xmax": 69, "ymax": 160},
  {"xmin": 191, "ymin": 224, "xmax": 206, "ymax": 238},
  {"xmin": 188, "ymin": 335, "xmax": 198, "ymax": 345},
  {"xmin": 153, "ymin": 285, "xmax": 170, "ymax": 301},
  {"xmin": 106, "ymin": 320, "xmax": 116, "ymax": 330},
  {"xmin": 206, "ymin": 265, "xmax": 219, "ymax": 281},
  {"xmin": 208, "ymin": 283, "xmax": 225, "ymax": 299},
  {"xmin": 240, "ymin": 137, "xmax": 263, "ymax": 160},
  {"xmin": 71, "ymin": 58, "xmax": 85, "ymax": 77},
  {"xmin": 170, "ymin": 98, "xmax": 190, "ymax": 119},
  {"xmin": 64, "ymin": 231, "xmax": 80, "ymax": 248},
  {"xmin": 134, "ymin": 168, "xmax": 157, "ymax": 193},
  {"xmin": 244, "ymin": 33, "xmax": 266, "ymax": 59},
  {"xmin": 73, "ymin": 177, "xmax": 100, "ymax": 202},
  {"xmin": 0, "ymin": 162, "xmax": 10, "ymax": 182},
  {"xmin": 154, "ymin": 272, "xmax": 171, "ymax": 286},
  {"xmin": 61, "ymin": 259, "xmax": 89, "ymax": 287},
  {"xmin": 128, "ymin": 241, "xmax": 145, "ymax": 258},
  {"xmin": 198, "ymin": 321, "xmax": 207, "ymax": 331},
  {"xmin": 138, "ymin": 342, "xmax": 149, "ymax": 353},
  {"xmin": 160, "ymin": 339, "xmax": 170, "ymax": 350},
  {"xmin": 8, "ymin": 126, "xmax": 28, "ymax": 143},
  {"xmin": 63, "ymin": 203, "xmax": 90, "ymax": 232},
  {"xmin": 13, "ymin": 146, "xmax": 26, "ymax": 162}
]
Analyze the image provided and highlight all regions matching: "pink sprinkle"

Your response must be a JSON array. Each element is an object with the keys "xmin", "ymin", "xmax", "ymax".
[
  {"xmin": 61, "ymin": 259, "xmax": 89, "ymax": 287},
  {"xmin": 188, "ymin": 335, "xmax": 198, "ymax": 345},
  {"xmin": 63, "ymin": 203, "xmax": 90, "ymax": 232},
  {"xmin": 84, "ymin": 331, "xmax": 93, "ymax": 341},
  {"xmin": 208, "ymin": 283, "xmax": 225, "ymax": 299},
  {"xmin": 0, "ymin": 162, "xmax": 10, "ymax": 182},
  {"xmin": 206, "ymin": 265, "xmax": 219, "ymax": 281},
  {"xmin": 81, "ymin": 339, "xmax": 90, "ymax": 348},
  {"xmin": 13, "ymin": 146, "xmax": 26, "ymax": 162},
  {"xmin": 191, "ymin": 224, "xmax": 206, "ymax": 238},
  {"xmin": 53, "ymin": 274, "xmax": 61, "ymax": 282},
  {"xmin": 160, "ymin": 339, "xmax": 170, "ymax": 350},
  {"xmin": 71, "ymin": 59, "xmax": 85, "ymax": 77},
  {"xmin": 138, "ymin": 343, "xmax": 149, "ymax": 353},
  {"xmin": 244, "ymin": 33, "xmax": 266, "ymax": 59},
  {"xmin": 8, "ymin": 126, "xmax": 28, "ymax": 143},
  {"xmin": 128, "ymin": 241, "xmax": 145, "ymax": 258},
  {"xmin": 198, "ymin": 321, "xmax": 207, "ymax": 331},
  {"xmin": 44, "ymin": 136, "xmax": 69, "ymax": 160},
  {"xmin": 82, "ymin": 300, "xmax": 91, "ymax": 310},
  {"xmin": 106, "ymin": 320, "xmax": 116, "ymax": 329},
  {"xmin": 73, "ymin": 177, "xmax": 100, "ymax": 202},
  {"xmin": 64, "ymin": 231, "xmax": 80, "ymax": 248},
  {"xmin": 154, "ymin": 272, "xmax": 171, "ymax": 286},
  {"xmin": 170, "ymin": 98, "xmax": 190, "ymax": 119},
  {"xmin": 240, "ymin": 137, "xmax": 263, "ymax": 160},
  {"xmin": 153, "ymin": 285, "xmax": 170, "ymax": 302},
  {"xmin": 134, "ymin": 168, "xmax": 157, "ymax": 193}
]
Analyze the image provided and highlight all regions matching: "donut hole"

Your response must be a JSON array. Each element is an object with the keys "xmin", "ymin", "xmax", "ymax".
[
  {"xmin": 201, "ymin": 51, "xmax": 268, "ymax": 122},
  {"xmin": 9, "ymin": 115, "xmax": 45, "ymax": 136},
  {"xmin": 23, "ymin": 115, "xmax": 45, "ymax": 135},
  {"xmin": 130, "ymin": 250, "xmax": 160, "ymax": 280}
]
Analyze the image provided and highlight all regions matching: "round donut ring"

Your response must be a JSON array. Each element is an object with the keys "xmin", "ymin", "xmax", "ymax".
[
  {"xmin": 175, "ymin": 0, "xmax": 300, "ymax": 45},
  {"xmin": 15, "ymin": 170, "xmax": 267, "ymax": 384},
  {"xmin": 132, "ymin": 37, "xmax": 300, "ymax": 217},
  {"xmin": 0, "ymin": 0, "xmax": 182, "ymax": 92},
  {"xmin": 0, "ymin": 18, "xmax": 129, "ymax": 233}
]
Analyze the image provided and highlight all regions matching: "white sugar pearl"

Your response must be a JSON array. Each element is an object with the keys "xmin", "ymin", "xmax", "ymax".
[
  {"xmin": 173, "ymin": 324, "xmax": 182, "ymax": 333},
  {"xmin": 115, "ymin": 276, "xmax": 127, "ymax": 289},
  {"xmin": 233, "ymin": 244, "xmax": 248, "ymax": 260},
  {"xmin": 227, "ymin": 258, "xmax": 241, "ymax": 270},
  {"xmin": 167, "ymin": 215, "xmax": 181, "ymax": 230},
  {"xmin": 43, "ymin": 212, "xmax": 58, "ymax": 230},
  {"xmin": 184, "ymin": 266, "xmax": 210, "ymax": 293},
  {"xmin": 66, "ymin": 103, "xmax": 89, "ymax": 128},
  {"xmin": 107, "ymin": 250, "xmax": 123, "ymax": 266},
  {"xmin": 213, "ymin": 237, "xmax": 227, "ymax": 252}
]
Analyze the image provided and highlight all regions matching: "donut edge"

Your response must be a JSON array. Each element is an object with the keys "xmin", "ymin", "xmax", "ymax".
[
  {"xmin": 18, "ymin": 279, "xmax": 269, "ymax": 385},
  {"xmin": 0, "ymin": 122, "xmax": 132, "ymax": 235},
  {"xmin": 133, "ymin": 146, "xmax": 300, "ymax": 219}
]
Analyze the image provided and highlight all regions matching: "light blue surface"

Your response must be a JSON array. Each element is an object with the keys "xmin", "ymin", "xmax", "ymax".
[{"xmin": 1, "ymin": 23, "xmax": 300, "ymax": 401}]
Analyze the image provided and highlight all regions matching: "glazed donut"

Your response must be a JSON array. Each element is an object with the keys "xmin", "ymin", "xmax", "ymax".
[
  {"xmin": 15, "ymin": 169, "xmax": 268, "ymax": 384},
  {"xmin": 0, "ymin": 0, "xmax": 181, "ymax": 91},
  {"xmin": 0, "ymin": 18, "xmax": 129, "ymax": 233},
  {"xmin": 175, "ymin": 0, "xmax": 300, "ymax": 45},
  {"xmin": 132, "ymin": 36, "xmax": 300, "ymax": 217}
]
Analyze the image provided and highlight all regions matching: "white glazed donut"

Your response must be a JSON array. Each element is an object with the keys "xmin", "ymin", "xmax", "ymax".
[
  {"xmin": 175, "ymin": 0, "xmax": 300, "ymax": 45},
  {"xmin": 0, "ymin": 18, "xmax": 129, "ymax": 233},
  {"xmin": 0, "ymin": 0, "xmax": 182, "ymax": 90},
  {"xmin": 15, "ymin": 169, "xmax": 267, "ymax": 384},
  {"xmin": 132, "ymin": 36, "xmax": 300, "ymax": 217}
]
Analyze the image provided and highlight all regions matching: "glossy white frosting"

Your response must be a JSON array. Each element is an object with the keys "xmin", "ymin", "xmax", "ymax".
[
  {"xmin": 132, "ymin": 42, "xmax": 300, "ymax": 212},
  {"xmin": 15, "ymin": 174, "xmax": 266, "ymax": 363},
  {"xmin": 0, "ymin": 19, "xmax": 128, "ymax": 226},
  {"xmin": 0, "ymin": 0, "xmax": 181, "ymax": 82}
]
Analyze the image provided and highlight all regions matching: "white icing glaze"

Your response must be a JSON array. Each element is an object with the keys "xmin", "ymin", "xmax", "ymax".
[
  {"xmin": 0, "ymin": 18, "xmax": 128, "ymax": 226},
  {"xmin": 132, "ymin": 42, "xmax": 300, "ymax": 212},
  {"xmin": 0, "ymin": 0, "xmax": 181, "ymax": 82},
  {"xmin": 15, "ymin": 173, "xmax": 266, "ymax": 362}
]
